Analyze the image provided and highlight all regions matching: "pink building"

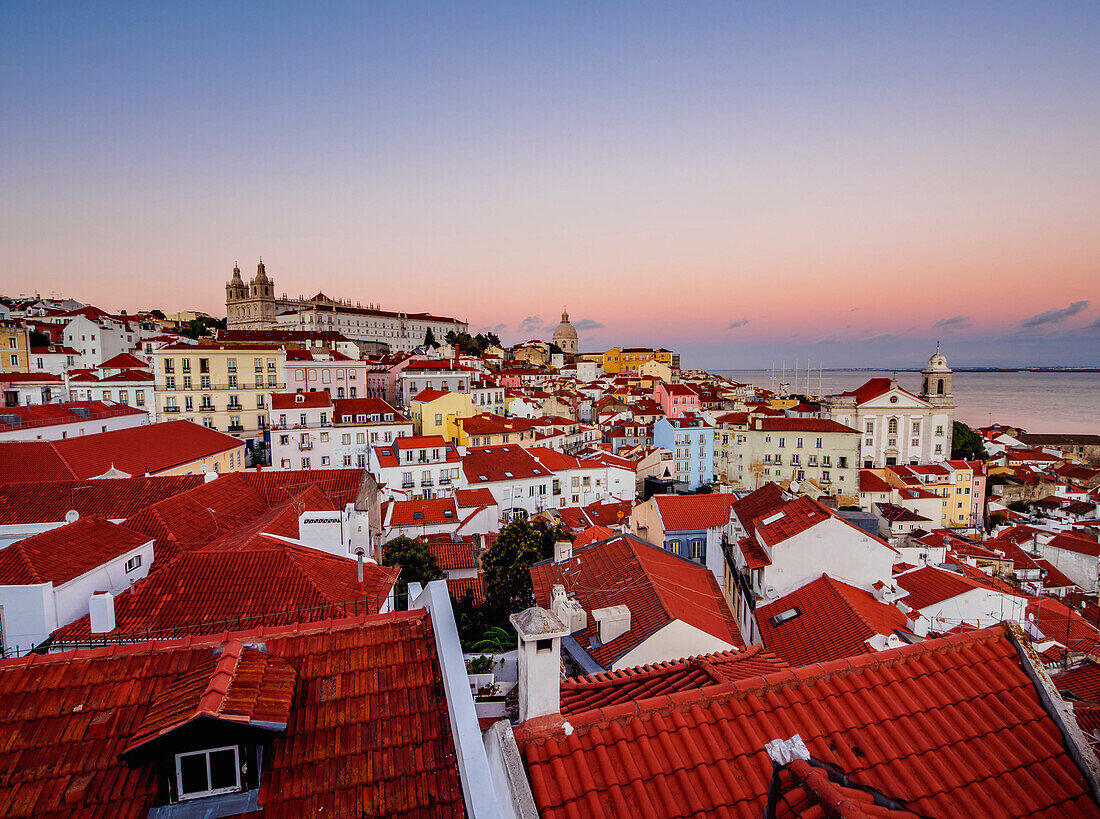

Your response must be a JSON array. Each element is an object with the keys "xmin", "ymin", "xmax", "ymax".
[
  {"xmin": 653, "ymin": 382, "xmax": 701, "ymax": 419},
  {"xmin": 284, "ymin": 349, "xmax": 369, "ymax": 399}
]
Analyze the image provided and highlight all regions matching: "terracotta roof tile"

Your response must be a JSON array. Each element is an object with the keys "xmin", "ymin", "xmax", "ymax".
[
  {"xmin": 514, "ymin": 627, "xmax": 1100, "ymax": 818},
  {"xmin": 653, "ymin": 493, "xmax": 735, "ymax": 531},
  {"xmin": 0, "ymin": 612, "xmax": 466, "ymax": 816},
  {"xmin": 756, "ymin": 575, "xmax": 910, "ymax": 666},
  {"xmin": 0, "ymin": 516, "xmax": 150, "ymax": 585},
  {"xmin": 530, "ymin": 534, "xmax": 743, "ymax": 668}
]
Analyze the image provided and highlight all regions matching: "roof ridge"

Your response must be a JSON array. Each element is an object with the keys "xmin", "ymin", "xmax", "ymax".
[
  {"xmin": 44, "ymin": 439, "xmax": 80, "ymax": 479},
  {"xmin": 197, "ymin": 641, "xmax": 245, "ymax": 715}
]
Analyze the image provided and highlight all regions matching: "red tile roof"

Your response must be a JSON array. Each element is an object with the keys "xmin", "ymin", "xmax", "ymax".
[
  {"xmin": 756, "ymin": 575, "xmax": 910, "ymax": 666},
  {"xmin": 270, "ymin": 391, "xmax": 332, "ymax": 409},
  {"xmin": 841, "ymin": 377, "xmax": 923, "ymax": 406},
  {"xmin": 559, "ymin": 645, "xmax": 787, "ymax": 716},
  {"xmin": 332, "ymin": 397, "xmax": 408, "ymax": 423},
  {"xmin": 462, "ymin": 445, "xmax": 553, "ymax": 483},
  {"xmin": 859, "ymin": 470, "xmax": 894, "ymax": 493},
  {"xmin": 0, "ymin": 420, "xmax": 242, "ymax": 482},
  {"xmin": 771, "ymin": 758, "xmax": 916, "ymax": 819},
  {"xmin": 531, "ymin": 534, "xmax": 743, "ymax": 668},
  {"xmin": 122, "ymin": 641, "xmax": 296, "ymax": 754},
  {"xmin": 447, "ymin": 575, "xmax": 484, "ymax": 606},
  {"xmin": 54, "ymin": 536, "xmax": 399, "ymax": 642},
  {"xmin": 420, "ymin": 535, "xmax": 477, "ymax": 570},
  {"xmin": 753, "ymin": 417, "xmax": 860, "ymax": 434},
  {"xmin": 731, "ymin": 482, "xmax": 788, "ymax": 536},
  {"xmin": 412, "ymin": 388, "xmax": 452, "ymax": 402},
  {"xmin": 0, "ymin": 516, "xmax": 150, "ymax": 585},
  {"xmin": 0, "ymin": 612, "xmax": 466, "ymax": 816},
  {"xmin": 653, "ymin": 493, "xmax": 736, "ymax": 531},
  {"xmin": 455, "ymin": 487, "xmax": 497, "ymax": 508},
  {"xmin": 0, "ymin": 475, "xmax": 203, "ymax": 524},
  {"xmin": 385, "ymin": 497, "xmax": 460, "ymax": 526},
  {"xmin": 894, "ymin": 565, "xmax": 990, "ymax": 610},
  {"xmin": 1054, "ymin": 660, "xmax": 1100, "ymax": 703},
  {"xmin": 0, "ymin": 401, "xmax": 147, "ymax": 432},
  {"xmin": 514, "ymin": 626, "xmax": 1100, "ymax": 818},
  {"xmin": 99, "ymin": 352, "xmax": 150, "ymax": 370},
  {"xmin": 752, "ymin": 495, "xmax": 834, "ymax": 547},
  {"xmin": 1047, "ymin": 533, "xmax": 1100, "ymax": 558}
]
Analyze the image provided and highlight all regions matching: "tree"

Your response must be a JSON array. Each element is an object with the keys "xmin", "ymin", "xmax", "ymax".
[
  {"xmin": 149, "ymin": 309, "xmax": 166, "ymax": 319},
  {"xmin": 482, "ymin": 518, "xmax": 571, "ymax": 621},
  {"xmin": 951, "ymin": 421, "xmax": 987, "ymax": 461},
  {"xmin": 424, "ymin": 327, "xmax": 438, "ymax": 348},
  {"xmin": 381, "ymin": 536, "xmax": 443, "ymax": 608}
]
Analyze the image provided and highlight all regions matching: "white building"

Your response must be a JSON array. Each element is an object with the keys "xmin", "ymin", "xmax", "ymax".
[
  {"xmin": 269, "ymin": 392, "xmax": 334, "ymax": 469},
  {"xmin": 0, "ymin": 516, "xmax": 153, "ymax": 655},
  {"xmin": 369, "ymin": 435, "xmax": 464, "ymax": 500},
  {"xmin": 825, "ymin": 350, "xmax": 955, "ymax": 468},
  {"xmin": 0, "ymin": 401, "xmax": 148, "ymax": 442},
  {"xmin": 332, "ymin": 398, "xmax": 414, "ymax": 469}
]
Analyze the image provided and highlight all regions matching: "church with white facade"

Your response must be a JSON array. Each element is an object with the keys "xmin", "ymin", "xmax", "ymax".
[
  {"xmin": 225, "ymin": 260, "xmax": 468, "ymax": 353},
  {"xmin": 825, "ymin": 348, "xmax": 955, "ymax": 468}
]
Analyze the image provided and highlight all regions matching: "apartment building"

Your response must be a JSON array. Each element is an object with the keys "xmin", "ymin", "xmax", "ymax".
[{"xmin": 154, "ymin": 342, "xmax": 284, "ymax": 442}]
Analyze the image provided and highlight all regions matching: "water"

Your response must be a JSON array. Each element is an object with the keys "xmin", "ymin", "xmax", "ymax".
[{"xmin": 713, "ymin": 369, "xmax": 1100, "ymax": 436}]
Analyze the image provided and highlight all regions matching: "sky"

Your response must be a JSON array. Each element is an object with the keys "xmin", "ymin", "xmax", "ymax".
[{"xmin": 2, "ymin": 2, "xmax": 1098, "ymax": 369}]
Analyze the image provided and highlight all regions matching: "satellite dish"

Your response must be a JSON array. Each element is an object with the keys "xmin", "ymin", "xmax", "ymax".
[
  {"xmin": 65, "ymin": 509, "xmax": 79, "ymax": 524},
  {"xmin": 789, "ymin": 480, "xmax": 800, "ymax": 493}
]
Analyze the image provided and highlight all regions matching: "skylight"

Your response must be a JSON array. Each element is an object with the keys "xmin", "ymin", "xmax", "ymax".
[
  {"xmin": 771, "ymin": 607, "xmax": 800, "ymax": 626},
  {"xmin": 504, "ymin": 471, "xmax": 513, "ymax": 478},
  {"xmin": 761, "ymin": 511, "xmax": 786, "ymax": 526}
]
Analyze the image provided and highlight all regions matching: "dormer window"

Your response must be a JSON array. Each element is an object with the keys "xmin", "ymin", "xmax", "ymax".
[{"xmin": 176, "ymin": 745, "xmax": 242, "ymax": 801}]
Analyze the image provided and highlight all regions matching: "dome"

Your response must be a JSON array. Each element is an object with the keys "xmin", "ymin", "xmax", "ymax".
[
  {"xmin": 926, "ymin": 346, "xmax": 950, "ymax": 371},
  {"xmin": 553, "ymin": 309, "xmax": 578, "ymax": 342}
]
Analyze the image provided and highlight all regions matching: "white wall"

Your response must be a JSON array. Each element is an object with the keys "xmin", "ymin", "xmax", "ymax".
[
  {"xmin": 0, "ymin": 582, "xmax": 56, "ymax": 654},
  {"xmin": 0, "ymin": 409, "xmax": 147, "ymax": 442},
  {"xmin": 907, "ymin": 585, "xmax": 1029, "ymax": 631},
  {"xmin": 761, "ymin": 517, "xmax": 895, "ymax": 600},
  {"xmin": 54, "ymin": 541, "xmax": 153, "ymax": 628},
  {"xmin": 613, "ymin": 618, "xmax": 736, "ymax": 670}
]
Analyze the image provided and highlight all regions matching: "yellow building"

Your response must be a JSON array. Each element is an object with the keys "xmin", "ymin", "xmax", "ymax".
[
  {"xmin": 601, "ymin": 346, "xmax": 677, "ymax": 374},
  {"xmin": 410, "ymin": 389, "xmax": 475, "ymax": 438},
  {"xmin": 153, "ymin": 342, "xmax": 285, "ymax": 441},
  {"xmin": 1, "ymin": 322, "xmax": 30, "ymax": 373},
  {"xmin": 767, "ymin": 397, "xmax": 798, "ymax": 411}
]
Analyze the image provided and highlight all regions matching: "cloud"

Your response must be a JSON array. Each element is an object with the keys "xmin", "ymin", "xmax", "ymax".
[
  {"xmin": 864, "ymin": 333, "xmax": 900, "ymax": 343},
  {"xmin": 727, "ymin": 318, "xmax": 749, "ymax": 329},
  {"xmin": 481, "ymin": 323, "xmax": 507, "ymax": 335},
  {"xmin": 814, "ymin": 333, "xmax": 842, "ymax": 344},
  {"xmin": 1087, "ymin": 317, "xmax": 1100, "ymax": 331},
  {"xmin": 571, "ymin": 318, "xmax": 604, "ymax": 331},
  {"xmin": 517, "ymin": 315, "xmax": 544, "ymax": 333},
  {"xmin": 934, "ymin": 315, "xmax": 970, "ymax": 329},
  {"xmin": 1020, "ymin": 300, "xmax": 1089, "ymax": 328}
]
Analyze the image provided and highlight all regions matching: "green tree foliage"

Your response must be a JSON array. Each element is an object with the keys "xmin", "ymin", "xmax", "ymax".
[
  {"xmin": 482, "ymin": 517, "xmax": 571, "ymax": 620},
  {"xmin": 149, "ymin": 309, "xmax": 166, "ymax": 319},
  {"xmin": 381, "ymin": 536, "xmax": 443, "ymax": 608},
  {"xmin": 951, "ymin": 421, "xmax": 987, "ymax": 461},
  {"xmin": 444, "ymin": 330, "xmax": 502, "ymax": 356},
  {"xmin": 180, "ymin": 316, "xmax": 225, "ymax": 339},
  {"xmin": 424, "ymin": 327, "xmax": 438, "ymax": 348}
]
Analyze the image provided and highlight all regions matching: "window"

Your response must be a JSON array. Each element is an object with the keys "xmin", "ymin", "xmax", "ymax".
[
  {"xmin": 200, "ymin": 376, "xmax": 210, "ymax": 390},
  {"xmin": 357, "ymin": 454, "xmax": 366, "ymax": 467},
  {"xmin": 935, "ymin": 425, "xmax": 944, "ymax": 436},
  {"xmin": 342, "ymin": 433, "xmax": 352, "ymax": 445},
  {"xmin": 815, "ymin": 438, "xmax": 823, "ymax": 448},
  {"xmin": 343, "ymin": 455, "xmax": 353, "ymax": 466},
  {"xmin": 124, "ymin": 554, "xmax": 142, "ymax": 572},
  {"xmin": 181, "ymin": 358, "xmax": 191, "ymax": 373},
  {"xmin": 691, "ymin": 539, "xmax": 704, "ymax": 560},
  {"xmin": 227, "ymin": 358, "xmax": 236, "ymax": 372},
  {"xmin": 254, "ymin": 358, "xmax": 263, "ymax": 372},
  {"xmin": 164, "ymin": 359, "xmax": 174, "ymax": 373},
  {"xmin": 199, "ymin": 358, "xmax": 209, "ymax": 374},
  {"xmin": 301, "ymin": 457, "xmax": 310, "ymax": 468},
  {"xmin": 6, "ymin": 337, "xmax": 14, "ymax": 349},
  {"xmin": 175, "ymin": 746, "xmax": 241, "ymax": 801},
  {"xmin": 165, "ymin": 376, "xmax": 175, "ymax": 390},
  {"xmin": 865, "ymin": 420, "xmax": 873, "ymax": 433}
]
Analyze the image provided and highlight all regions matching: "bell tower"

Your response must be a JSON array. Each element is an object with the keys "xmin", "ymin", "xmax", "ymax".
[
  {"xmin": 920, "ymin": 343, "xmax": 954, "ymax": 408},
  {"xmin": 225, "ymin": 262, "xmax": 247, "ymax": 327}
]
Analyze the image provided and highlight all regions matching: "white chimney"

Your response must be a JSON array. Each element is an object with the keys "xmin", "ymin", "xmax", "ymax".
[
  {"xmin": 907, "ymin": 613, "xmax": 929, "ymax": 638},
  {"xmin": 553, "ymin": 540, "xmax": 573, "ymax": 564},
  {"xmin": 89, "ymin": 591, "xmax": 116, "ymax": 634},
  {"xmin": 510, "ymin": 607, "xmax": 570, "ymax": 723},
  {"xmin": 592, "ymin": 605, "xmax": 631, "ymax": 645},
  {"xmin": 550, "ymin": 584, "xmax": 587, "ymax": 633}
]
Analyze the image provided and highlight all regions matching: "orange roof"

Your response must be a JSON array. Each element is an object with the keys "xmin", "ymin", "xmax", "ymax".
[
  {"xmin": 385, "ymin": 497, "xmax": 460, "ymax": 526},
  {"xmin": 756, "ymin": 574, "xmax": 910, "ymax": 666},
  {"xmin": 859, "ymin": 470, "xmax": 894, "ymax": 493},
  {"xmin": 0, "ymin": 516, "xmax": 150, "ymax": 585},
  {"xmin": 531, "ymin": 534, "xmax": 743, "ymax": 668},
  {"xmin": 270, "ymin": 391, "xmax": 332, "ymax": 409},
  {"xmin": 514, "ymin": 626, "xmax": 1100, "ymax": 818},
  {"xmin": 455, "ymin": 487, "xmax": 497, "ymax": 508},
  {"xmin": 0, "ymin": 612, "xmax": 465, "ymax": 816},
  {"xmin": 0, "ymin": 420, "xmax": 241, "ymax": 482},
  {"xmin": 653, "ymin": 493, "xmax": 736, "ymax": 532}
]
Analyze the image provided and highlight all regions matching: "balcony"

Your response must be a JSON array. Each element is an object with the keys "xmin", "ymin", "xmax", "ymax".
[
  {"xmin": 402, "ymin": 480, "xmax": 415, "ymax": 489},
  {"xmin": 227, "ymin": 424, "xmax": 244, "ymax": 432},
  {"xmin": 421, "ymin": 478, "xmax": 434, "ymax": 487},
  {"xmin": 297, "ymin": 440, "xmax": 313, "ymax": 451},
  {"xmin": 162, "ymin": 406, "xmax": 180, "ymax": 413},
  {"xmin": 438, "ymin": 476, "xmax": 451, "ymax": 486},
  {"xmin": 227, "ymin": 404, "xmax": 243, "ymax": 412}
]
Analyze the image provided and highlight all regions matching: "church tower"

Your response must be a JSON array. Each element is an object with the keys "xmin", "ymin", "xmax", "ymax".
[
  {"xmin": 920, "ymin": 344, "xmax": 954, "ymax": 408},
  {"xmin": 226, "ymin": 259, "xmax": 277, "ymax": 329}
]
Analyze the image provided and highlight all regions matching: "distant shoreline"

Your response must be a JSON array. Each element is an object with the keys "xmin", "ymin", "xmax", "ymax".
[{"xmin": 711, "ymin": 367, "xmax": 1100, "ymax": 374}]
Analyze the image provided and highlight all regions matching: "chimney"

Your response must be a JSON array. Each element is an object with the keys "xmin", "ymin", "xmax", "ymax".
[
  {"xmin": 907, "ymin": 613, "xmax": 929, "ymax": 638},
  {"xmin": 89, "ymin": 591, "xmax": 116, "ymax": 634},
  {"xmin": 553, "ymin": 540, "xmax": 573, "ymax": 564},
  {"xmin": 510, "ymin": 607, "xmax": 570, "ymax": 722},
  {"xmin": 592, "ymin": 605, "xmax": 631, "ymax": 644},
  {"xmin": 550, "ymin": 584, "xmax": 587, "ymax": 633}
]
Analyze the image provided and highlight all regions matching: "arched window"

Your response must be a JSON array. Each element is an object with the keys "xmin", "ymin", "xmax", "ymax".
[
  {"xmin": 888, "ymin": 418, "xmax": 898, "ymax": 434},
  {"xmin": 937, "ymin": 378, "xmax": 945, "ymax": 395}
]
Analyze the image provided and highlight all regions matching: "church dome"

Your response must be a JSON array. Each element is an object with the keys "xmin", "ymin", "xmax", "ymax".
[
  {"xmin": 926, "ymin": 346, "xmax": 950, "ymax": 371},
  {"xmin": 553, "ymin": 309, "xmax": 578, "ymax": 342}
]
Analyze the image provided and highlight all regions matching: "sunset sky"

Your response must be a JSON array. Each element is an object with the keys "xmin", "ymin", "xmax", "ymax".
[{"xmin": 2, "ymin": 2, "xmax": 1098, "ymax": 368}]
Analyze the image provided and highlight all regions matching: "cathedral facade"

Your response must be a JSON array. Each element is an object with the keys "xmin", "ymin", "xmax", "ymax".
[{"xmin": 225, "ymin": 260, "xmax": 468, "ymax": 353}]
